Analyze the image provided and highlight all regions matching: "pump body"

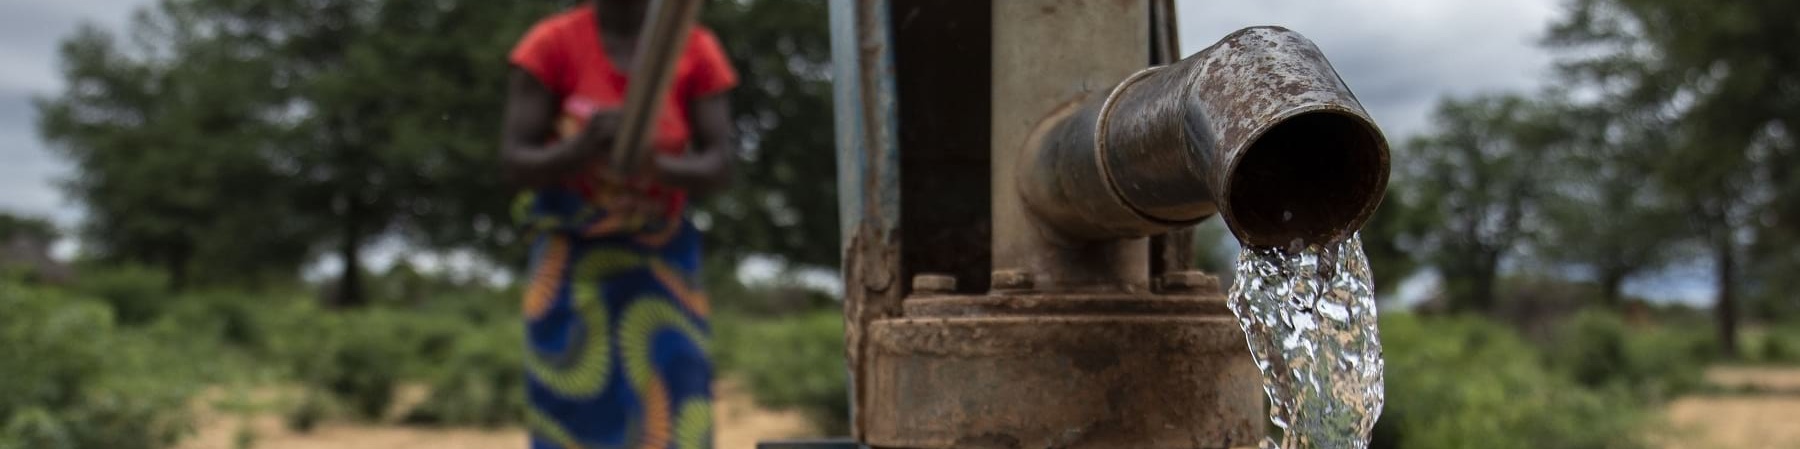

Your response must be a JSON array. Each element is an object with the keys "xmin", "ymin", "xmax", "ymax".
[{"xmin": 830, "ymin": 1, "xmax": 1388, "ymax": 447}]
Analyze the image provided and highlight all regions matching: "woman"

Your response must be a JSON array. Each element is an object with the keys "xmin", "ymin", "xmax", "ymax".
[{"xmin": 500, "ymin": 0, "xmax": 736, "ymax": 447}]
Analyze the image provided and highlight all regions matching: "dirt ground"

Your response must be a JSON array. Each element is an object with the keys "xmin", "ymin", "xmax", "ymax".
[
  {"xmin": 1654, "ymin": 366, "xmax": 1800, "ymax": 449},
  {"xmin": 177, "ymin": 378, "xmax": 817, "ymax": 449},
  {"xmin": 181, "ymin": 368, "xmax": 1800, "ymax": 449}
]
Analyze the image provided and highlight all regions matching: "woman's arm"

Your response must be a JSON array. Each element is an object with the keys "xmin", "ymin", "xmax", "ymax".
[
  {"xmin": 653, "ymin": 93, "xmax": 736, "ymax": 197},
  {"xmin": 500, "ymin": 67, "xmax": 617, "ymax": 188}
]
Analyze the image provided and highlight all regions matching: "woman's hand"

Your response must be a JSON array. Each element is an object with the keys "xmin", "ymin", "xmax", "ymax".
[
  {"xmin": 653, "ymin": 93, "xmax": 736, "ymax": 196},
  {"xmin": 568, "ymin": 109, "xmax": 623, "ymax": 166},
  {"xmin": 501, "ymin": 68, "xmax": 626, "ymax": 188}
]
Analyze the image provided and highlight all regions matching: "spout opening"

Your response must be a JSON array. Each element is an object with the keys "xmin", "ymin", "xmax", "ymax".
[{"xmin": 1225, "ymin": 110, "xmax": 1388, "ymax": 248}]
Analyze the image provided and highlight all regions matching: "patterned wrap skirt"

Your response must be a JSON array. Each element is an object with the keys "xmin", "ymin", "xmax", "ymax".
[{"xmin": 518, "ymin": 188, "xmax": 713, "ymax": 449}]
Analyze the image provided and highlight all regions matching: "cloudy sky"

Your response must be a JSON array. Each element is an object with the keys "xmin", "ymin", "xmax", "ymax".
[{"xmin": 1178, "ymin": 0, "xmax": 1562, "ymax": 141}]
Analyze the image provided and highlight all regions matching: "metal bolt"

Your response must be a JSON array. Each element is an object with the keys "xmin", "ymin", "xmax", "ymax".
[
  {"xmin": 911, "ymin": 273, "xmax": 958, "ymax": 294},
  {"xmin": 991, "ymin": 269, "xmax": 1035, "ymax": 291},
  {"xmin": 1160, "ymin": 270, "xmax": 1220, "ymax": 293}
]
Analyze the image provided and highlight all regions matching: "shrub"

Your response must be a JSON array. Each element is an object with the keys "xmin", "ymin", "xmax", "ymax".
[
  {"xmin": 68, "ymin": 264, "xmax": 171, "ymax": 326},
  {"xmin": 0, "ymin": 282, "xmax": 196, "ymax": 449},
  {"xmin": 259, "ymin": 303, "xmax": 414, "ymax": 422},
  {"xmin": 1541, "ymin": 310, "xmax": 1711, "ymax": 401},
  {"xmin": 715, "ymin": 309, "xmax": 848, "ymax": 434},
  {"xmin": 403, "ymin": 320, "xmax": 526, "ymax": 427},
  {"xmin": 1374, "ymin": 313, "xmax": 1647, "ymax": 449},
  {"xmin": 1758, "ymin": 327, "xmax": 1800, "ymax": 364}
]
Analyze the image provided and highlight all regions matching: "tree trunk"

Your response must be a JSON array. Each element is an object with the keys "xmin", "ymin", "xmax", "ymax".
[
  {"xmin": 1715, "ymin": 232, "xmax": 1738, "ymax": 358},
  {"xmin": 166, "ymin": 251, "xmax": 190, "ymax": 293},
  {"xmin": 1470, "ymin": 268, "xmax": 1497, "ymax": 314},
  {"xmin": 1470, "ymin": 250, "xmax": 1501, "ymax": 315},
  {"xmin": 1599, "ymin": 270, "xmax": 1626, "ymax": 309},
  {"xmin": 335, "ymin": 203, "xmax": 367, "ymax": 308}
]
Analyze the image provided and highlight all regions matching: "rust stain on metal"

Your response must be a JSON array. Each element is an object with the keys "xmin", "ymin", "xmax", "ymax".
[
  {"xmin": 835, "ymin": 3, "xmax": 1390, "ymax": 447},
  {"xmin": 911, "ymin": 273, "xmax": 958, "ymax": 294},
  {"xmin": 1021, "ymin": 26, "xmax": 1391, "ymax": 248},
  {"xmin": 1159, "ymin": 270, "xmax": 1222, "ymax": 294},
  {"xmin": 904, "ymin": 292, "xmax": 1228, "ymax": 317},
  {"xmin": 861, "ymin": 314, "xmax": 1264, "ymax": 448}
]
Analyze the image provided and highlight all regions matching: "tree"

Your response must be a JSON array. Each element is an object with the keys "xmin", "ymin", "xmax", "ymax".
[
  {"xmin": 1360, "ymin": 187, "xmax": 1431, "ymax": 299},
  {"xmin": 41, "ymin": 0, "xmax": 841, "ymax": 300},
  {"xmin": 1546, "ymin": 0, "xmax": 1800, "ymax": 356},
  {"xmin": 1403, "ymin": 94, "xmax": 1567, "ymax": 313},
  {"xmin": 172, "ymin": 0, "xmax": 559, "ymax": 305},
  {"xmin": 1535, "ymin": 102, "xmax": 1685, "ymax": 306},
  {"xmin": 697, "ymin": 0, "xmax": 839, "ymax": 270},
  {"xmin": 42, "ymin": 0, "xmax": 558, "ymax": 302},
  {"xmin": 37, "ymin": 17, "xmax": 314, "ymax": 290}
]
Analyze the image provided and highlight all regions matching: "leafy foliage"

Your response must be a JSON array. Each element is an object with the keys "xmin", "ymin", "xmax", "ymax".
[
  {"xmin": 0, "ymin": 283, "xmax": 199, "ymax": 449},
  {"xmin": 67, "ymin": 264, "xmax": 170, "ymax": 326},
  {"xmin": 715, "ymin": 309, "xmax": 849, "ymax": 435},
  {"xmin": 1542, "ymin": 310, "xmax": 1713, "ymax": 400},
  {"xmin": 1399, "ymin": 94, "xmax": 1568, "ymax": 312},
  {"xmin": 698, "ymin": 0, "xmax": 839, "ymax": 269},
  {"xmin": 1543, "ymin": 0, "xmax": 1800, "ymax": 354},
  {"xmin": 1374, "ymin": 314, "xmax": 1648, "ymax": 449},
  {"xmin": 36, "ymin": 20, "xmax": 310, "ymax": 289}
]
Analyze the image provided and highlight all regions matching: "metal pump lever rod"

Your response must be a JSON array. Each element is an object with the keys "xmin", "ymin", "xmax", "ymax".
[{"xmin": 604, "ymin": 0, "xmax": 703, "ymax": 176}]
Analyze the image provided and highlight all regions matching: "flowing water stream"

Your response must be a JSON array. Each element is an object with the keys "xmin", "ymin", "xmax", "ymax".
[{"xmin": 1227, "ymin": 233, "xmax": 1385, "ymax": 449}]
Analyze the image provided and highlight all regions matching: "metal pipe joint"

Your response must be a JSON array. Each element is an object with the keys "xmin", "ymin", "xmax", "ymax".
[{"xmin": 1020, "ymin": 26, "xmax": 1390, "ymax": 248}]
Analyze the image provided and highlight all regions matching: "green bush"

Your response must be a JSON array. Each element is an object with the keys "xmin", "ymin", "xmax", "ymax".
[
  {"xmin": 1542, "ymin": 310, "xmax": 1711, "ymax": 400},
  {"xmin": 68, "ymin": 264, "xmax": 171, "ymax": 326},
  {"xmin": 250, "ymin": 293, "xmax": 520, "ymax": 426},
  {"xmin": 274, "ymin": 307, "xmax": 431, "ymax": 421},
  {"xmin": 403, "ymin": 320, "xmax": 525, "ymax": 427},
  {"xmin": 715, "ymin": 309, "xmax": 849, "ymax": 434},
  {"xmin": 1374, "ymin": 314, "xmax": 1647, "ymax": 449},
  {"xmin": 0, "ymin": 282, "xmax": 197, "ymax": 449},
  {"xmin": 1757, "ymin": 327, "xmax": 1800, "ymax": 364}
]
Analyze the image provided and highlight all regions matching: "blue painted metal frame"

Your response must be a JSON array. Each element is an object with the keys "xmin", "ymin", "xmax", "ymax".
[
  {"xmin": 827, "ymin": 1, "xmax": 895, "ymax": 446},
  {"xmin": 831, "ymin": 0, "xmax": 899, "ymax": 241}
]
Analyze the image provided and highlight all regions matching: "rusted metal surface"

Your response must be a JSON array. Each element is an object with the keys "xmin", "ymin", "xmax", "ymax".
[
  {"xmin": 1150, "ymin": 0, "xmax": 1180, "ymax": 64},
  {"xmin": 1147, "ymin": 0, "xmax": 1196, "ymax": 283},
  {"xmin": 991, "ymin": 0, "xmax": 1152, "ymax": 293},
  {"xmin": 988, "ymin": 269, "xmax": 1034, "ymax": 292},
  {"xmin": 861, "ymin": 315, "xmax": 1264, "ymax": 448},
  {"xmin": 832, "ymin": 2, "xmax": 1390, "ymax": 448},
  {"xmin": 830, "ymin": 0, "xmax": 900, "ymax": 441},
  {"xmin": 910, "ymin": 273, "xmax": 957, "ymax": 295},
  {"xmin": 1023, "ymin": 27, "xmax": 1391, "ymax": 248},
  {"xmin": 1150, "ymin": 227, "xmax": 1196, "ymax": 284},
  {"xmin": 904, "ymin": 292, "xmax": 1227, "ymax": 317},
  {"xmin": 1160, "ymin": 270, "xmax": 1223, "ymax": 294}
]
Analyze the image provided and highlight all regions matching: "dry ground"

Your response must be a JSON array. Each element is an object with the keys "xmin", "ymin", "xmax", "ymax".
[
  {"xmin": 177, "ymin": 378, "xmax": 816, "ymax": 449},
  {"xmin": 179, "ymin": 368, "xmax": 1800, "ymax": 449},
  {"xmin": 1654, "ymin": 366, "xmax": 1800, "ymax": 449}
]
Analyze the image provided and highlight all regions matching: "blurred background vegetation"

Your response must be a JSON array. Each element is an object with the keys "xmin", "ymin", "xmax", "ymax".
[{"xmin": 2, "ymin": 0, "xmax": 1797, "ymax": 448}]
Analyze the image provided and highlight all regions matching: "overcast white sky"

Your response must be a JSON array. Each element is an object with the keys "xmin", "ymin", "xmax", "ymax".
[
  {"xmin": 1, "ymin": 0, "xmax": 140, "ymax": 227},
  {"xmin": 8, "ymin": 1, "xmax": 1711, "ymax": 303}
]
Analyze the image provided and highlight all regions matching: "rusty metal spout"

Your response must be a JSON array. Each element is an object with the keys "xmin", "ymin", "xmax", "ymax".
[{"xmin": 1020, "ymin": 26, "xmax": 1390, "ymax": 248}]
